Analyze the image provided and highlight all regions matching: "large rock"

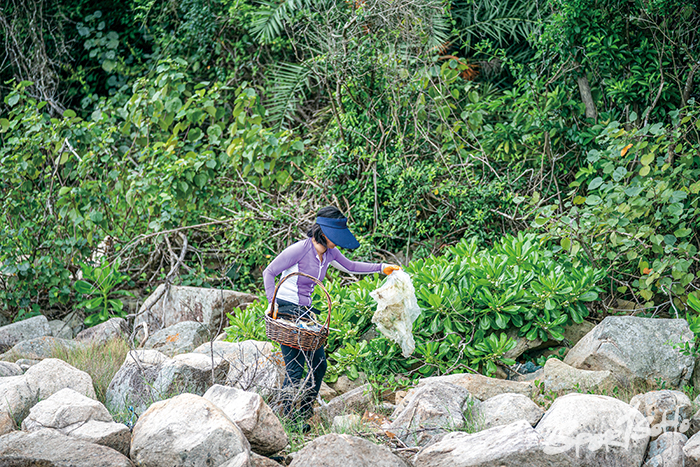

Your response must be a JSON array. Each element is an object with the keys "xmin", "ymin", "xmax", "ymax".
[
  {"xmin": 543, "ymin": 358, "xmax": 616, "ymax": 393},
  {"xmin": 106, "ymin": 349, "xmax": 227, "ymax": 415},
  {"xmin": 144, "ymin": 320, "xmax": 209, "ymax": 357},
  {"xmin": 289, "ymin": 433, "xmax": 408, "ymax": 467},
  {"xmin": 643, "ymin": 431, "xmax": 687, "ymax": 467},
  {"xmin": 330, "ymin": 374, "xmax": 367, "ymax": 395},
  {"xmin": 0, "ymin": 361, "xmax": 22, "ymax": 376},
  {"xmin": 413, "ymin": 419, "xmax": 568, "ymax": 467},
  {"xmin": 130, "ymin": 393, "xmax": 250, "ymax": 467},
  {"xmin": 0, "ymin": 375, "xmax": 35, "ymax": 421},
  {"xmin": 135, "ymin": 284, "xmax": 258, "ymax": 333},
  {"xmin": 629, "ymin": 390, "xmax": 692, "ymax": 439},
  {"xmin": 388, "ymin": 381, "xmax": 478, "ymax": 447},
  {"xmin": 194, "ymin": 340, "xmax": 284, "ymax": 395},
  {"xmin": 75, "ymin": 317, "xmax": 128, "ymax": 344},
  {"xmin": 24, "ymin": 358, "xmax": 96, "ymax": 400},
  {"xmin": 0, "ymin": 315, "xmax": 51, "ymax": 353},
  {"xmin": 564, "ymin": 316, "xmax": 695, "ymax": 388},
  {"xmin": 475, "ymin": 393, "xmax": 544, "ymax": 430},
  {"xmin": 684, "ymin": 431, "xmax": 700, "ymax": 465},
  {"xmin": 318, "ymin": 383, "xmax": 373, "ymax": 422},
  {"xmin": 418, "ymin": 372, "xmax": 533, "ymax": 401},
  {"xmin": 48, "ymin": 319, "xmax": 74, "ymax": 339},
  {"xmin": 0, "ymin": 428, "xmax": 134, "ymax": 466},
  {"xmin": 251, "ymin": 452, "xmax": 283, "ymax": 467},
  {"xmin": 21, "ymin": 388, "xmax": 130, "ymax": 455},
  {"xmin": 535, "ymin": 393, "xmax": 650, "ymax": 466},
  {"xmin": 0, "ymin": 411, "xmax": 13, "ymax": 435},
  {"xmin": 203, "ymin": 384, "xmax": 288, "ymax": 455},
  {"xmin": 0, "ymin": 335, "xmax": 79, "ymax": 361}
]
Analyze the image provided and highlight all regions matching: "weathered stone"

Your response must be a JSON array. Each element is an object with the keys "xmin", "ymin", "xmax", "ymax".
[
  {"xmin": 194, "ymin": 340, "xmax": 285, "ymax": 395},
  {"xmin": 331, "ymin": 414, "xmax": 362, "ymax": 433},
  {"xmin": 15, "ymin": 358, "xmax": 40, "ymax": 371},
  {"xmin": 48, "ymin": 320, "xmax": 74, "ymax": 339},
  {"xmin": 475, "ymin": 393, "xmax": 544, "ymax": 430},
  {"xmin": 0, "ymin": 361, "xmax": 22, "ymax": 376},
  {"xmin": 683, "ymin": 431, "xmax": 700, "ymax": 466},
  {"xmin": 564, "ymin": 316, "xmax": 695, "ymax": 388},
  {"xmin": 417, "ymin": 372, "xmax": 533, "ymax": 402},
  {"xmin": 251, "ymin": 452, "xmax": 283, "ymax": 467},
  {"xmin": 643, "ymin": 431, "xmax": 687, "ymax": 467},
  {"xmin": 130, "ymin": 393, "xmax": 250, "ymax": 467},
  {"xmin": 106, "ymin": 350, "xmax": 227, "ymax": 415},
  {"xmin": 0, "ymin": 375, "xmax": 35, "ymax": 421},
  {"xmin": 203, "ymin": 384, "xmax": 288, "ymax": 455},
  {"xmin": 318, "ymin": 383, "xmax": 373, "ymax": 422},
  {"xmin": 143, "ymin": 321, "xmax": 209, "ymax": 357},
  {"xmin": 0, "ymin": 411, "xmax": 15, "ymax": 435},
  {"xmin": 413, "ymin": 419, "xmax": 569, "ymax": 467},
  {"xmin": 20, "ymin": 387, "xmax": 130, "ymax": 455},
  {"xmin": 536, "ymin": 393, "xmax": 650, "ymax": 466},
  {"xmin": 319, "ymin": 381, "xmax": 337, "ymax": 400},
  {"xmin": 135, "ymin": 284, "xmax": 258, "ymax": 333},
  {"xmin": 543, "ymin": 358, "xmax": 616, "ymax": 393},
  {"xmin": 74, "ymin": 317, "xmax": 129, "ymax": 345},
  {"xmin": 0, "ymin": 336, "xmax": 79, "ymax": 361},
  {"xmin": 0, "ymin": 315, "xmax": 51, "ymax": 353},
  {"xmin": 630, "ymin": 390, "xmax": 692, "ymax": 439},
  {"xmin": 504, "ymin": 327, "xmax": 545, "ymax": 360},
  {"xmin": 388, "ymin": 381, "xmax": 478, "ymax": 447},
  {"xmin": 289, "ymin": 433, "xmax": 408, "ymax": 467},
  {"xmin": 22, "ymin": 388, "xmax": 111, "ymax": 432},
  {"xmin": 0, "ymin": 428, "xmax": 134, "ymax": 466},
  {"xmin": 330, "ymin": 373, "xmax": 366, "ymax": 395},
  {"xmin": 24, "ymin": 358, "xmax": 96, "ymax": 400}
]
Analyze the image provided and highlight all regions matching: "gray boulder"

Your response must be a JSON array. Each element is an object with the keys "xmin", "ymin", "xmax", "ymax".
[
  {"xmin": 0, "ymin": 336, "xmax": 79, "ymax": 361},
  {"xmin": 684, "ymin": 431, "xmax": 700, "ymax": 465},
  {"xmin": 75, "ymin": 317, "xmax": 128, "ymax": 344},
  {"xmin": 0, "ymin": 375, "xmax": 35, "ymax": 421},
  {"xmin": 629, "ymin": 390, "xmax": 692, "ymax": 439},
  {"xmin": 130, "ymin": 393, "xmax": 251, "ymax": 467},
  {"xmin": 475, "ymin": 393, "xmax": 544, "ymax": 430},
  {"xmin": 203, "ymin": 384, "xmax": 288, "ymax": 455},
  {"xmin": 48, "ymin": 319, "xmax": 74, "ymax": 339},
  {"xmin": 318, "ymin": 383, "xmax": 373, "ymax": 422},
  {"xmin": 564, "ymin": 316, "xmax": 695, "ymax": 388},
  {"xmin": 21, "ymin": 388, "xmax": 130, "ymax": 456},
  {"xmin": 417, "ymin": 372, "xmax": 533, "ymax": 401},
  {"xmin": 135, "ymin": 284, "xmax": 257, "ymax": 333},
  {"xmin": 388, "ymin": 381, "xmax": 479, "ymax": 447},
  {"xmin": 24, "ymin": 358, "xmax": 96, "ymax": 400},
  {"xmin": 143, "ymin": 320, "xmax": 209, "ymax": 357},
  {"xmin": 536, "ymin": 393, "xmax": 650, "ymax": 466},
  {"xmin": 0, "ymin": 361, "xmax": 22, "ymax": 376},
  {"xmin": 106, "ymin": 349, "xmax": 227, "ymax": 415},
  {"xmin": 0, "ymin": 315, "xmax": 51, "ymax": 353},
  {"xmin": 643, "ymin": 431, "xmax": 687, "ymax": 467},
  {"xmin": 413, "ymin": 419, "xmax": 568, "ymax": 467},
  {"xmin": 194, "ymin": 340, "xmax": 284, "ymax": 395},
  {"xmin": 289, "ymin": 433, "xmax": 408, "ymax": 467},
  {"xmin": 543, "ymin": 358, "xmax": 616, "ymax": 393},
  {"xmin": 0, "ymin": 411, "xmax": 14, "ymax": 435},
  {"xmin": 0, "ymin": 428, "xmax": 134, "ymax": 466}
]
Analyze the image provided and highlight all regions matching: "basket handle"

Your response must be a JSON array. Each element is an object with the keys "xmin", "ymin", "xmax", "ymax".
[{"xmin": 269, "ymin": 272, "xmax": 333, "ymax": 330}]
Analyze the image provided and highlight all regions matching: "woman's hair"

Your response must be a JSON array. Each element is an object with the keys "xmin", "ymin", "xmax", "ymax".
[{"xmin": 307, "ymin": 206, "xmax": 344, "ymax": 247}]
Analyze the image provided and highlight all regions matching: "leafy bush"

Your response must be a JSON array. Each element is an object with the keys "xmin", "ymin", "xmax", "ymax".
[{"xmin": 226, "ymin": 232, "xmax": 604, "ymax": 379}]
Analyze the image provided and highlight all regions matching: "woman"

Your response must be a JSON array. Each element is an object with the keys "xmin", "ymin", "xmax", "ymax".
[{"xmin": 263, "ymin": 206, "xmax": 399, "ymax": 427}]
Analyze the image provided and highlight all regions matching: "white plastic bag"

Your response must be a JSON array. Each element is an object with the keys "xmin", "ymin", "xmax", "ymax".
[{"xmin": 369, "ymin": 270, "xmax": 421, "ymax": 357}]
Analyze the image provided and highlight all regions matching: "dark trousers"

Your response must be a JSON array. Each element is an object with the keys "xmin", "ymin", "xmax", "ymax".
[
  {"xmin": 276, "ymin": 299, "xmax": 327, "ymax": 419},
  {"xmin": 280, "ymin": 344, "xmax": 327, "ymax": 419}
]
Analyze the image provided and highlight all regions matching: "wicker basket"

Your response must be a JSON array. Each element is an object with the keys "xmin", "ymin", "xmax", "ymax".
[{"xmin": 264, "ymin": 272, "xmax": 332, "ymax": 351}]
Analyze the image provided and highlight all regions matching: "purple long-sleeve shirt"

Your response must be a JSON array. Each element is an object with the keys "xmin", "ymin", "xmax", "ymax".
[{"xmin": 263, "ymin": 238, "xmax": 385, "ymax": 306}]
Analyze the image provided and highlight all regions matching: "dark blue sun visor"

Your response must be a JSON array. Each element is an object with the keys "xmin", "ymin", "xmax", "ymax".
[{"xmin": 316, "ymin": 217, "xmax": 360, "ymax": 249}]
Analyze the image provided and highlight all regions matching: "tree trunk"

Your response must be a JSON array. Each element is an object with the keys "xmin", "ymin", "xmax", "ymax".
[{"xmin": 577, "ymin": 74, "xmax": 597, "ymax": 121}]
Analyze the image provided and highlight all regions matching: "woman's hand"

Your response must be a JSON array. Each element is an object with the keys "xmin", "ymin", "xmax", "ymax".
[
  {"xmin": 383, "ymin": 264, "xmax": 401, "ymax": 275},
  {"xmin": 267, "ymin": 302, "xmax": 279, "ymax": 319}
]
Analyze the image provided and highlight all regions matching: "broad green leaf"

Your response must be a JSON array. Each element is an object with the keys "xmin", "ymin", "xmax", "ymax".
[
  {"xmin": 63, "ymin": 109, "xmax": 76, "ymax": 118},
  {"xmin": 588, "ymin": 177, "xmax": 603, "ymax": 191},
  {"xmin": 579, "ymin": 291, "xmax": 598, "ymax": 302},
  {"xmin": 74, "ymin": 280, "xmax": 94, "ymax": 294},
  {"xmin": 640, "ymin": 153, "xmax": 654, "ymax": 166}
]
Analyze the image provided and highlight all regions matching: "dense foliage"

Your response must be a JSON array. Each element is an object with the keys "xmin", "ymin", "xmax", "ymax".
[{"xmin": 1, "ymin": 0, "xmax": 699, "ymax": 370}]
